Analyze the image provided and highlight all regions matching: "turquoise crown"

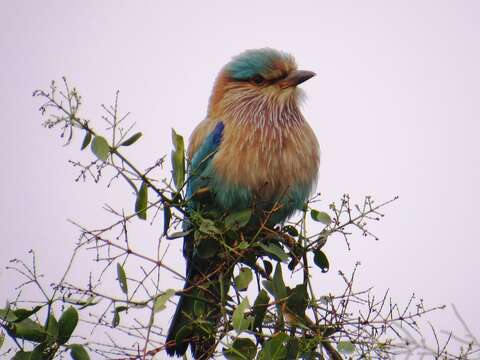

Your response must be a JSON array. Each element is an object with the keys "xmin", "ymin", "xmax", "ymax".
[{"xmin": 225, "ymin": 48, "xmax": 294, "ymax": 80}]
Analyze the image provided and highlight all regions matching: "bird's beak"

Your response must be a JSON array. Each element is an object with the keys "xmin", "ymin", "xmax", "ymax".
[{"xmin": 278, "ymin": 70, "xmax": 316, "ymax": 89}]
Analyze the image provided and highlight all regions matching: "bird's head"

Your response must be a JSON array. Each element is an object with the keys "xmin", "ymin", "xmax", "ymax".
[{"xmin": 208, "ymin": 48, "xmax": 315, "ymax": 120}]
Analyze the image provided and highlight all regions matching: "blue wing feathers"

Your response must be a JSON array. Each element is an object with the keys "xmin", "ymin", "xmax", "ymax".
[
  {"xmin": 183, "ymin": 122, "xmax": 224, "ymax": 262},
  {"xmin": 190, "ymin": 122, "xmax": 224, "ymax": 171},
  {"xmin": 186, "ymin": 121, "xmax": 224, "ymax": 199},
  {"xmin": 211, "ymin": 121, "xmax": 224, "ymax": 147}
]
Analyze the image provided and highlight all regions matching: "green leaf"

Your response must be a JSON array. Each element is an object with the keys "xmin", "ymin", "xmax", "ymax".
[
  {"xmin": 232, "ymin": 298, "xmax": 252, "ymax": 333},
  {"xmin": 310, "ymin": 210, "xmax": 332, "ymax": 225},
  {"xmin": 80, "ymin": 131, "xmax": 92, "ymax": 150},
  {"xmin": 163, "ymin": 205, "xmax": 171, "ymax": 236},
  {"xmin": 234, "ymin": 268, "xmax": 253, "ymax": 291},
  {"xmin": 261, "ymin": 280, "xmax": 275, "ymax": 298},
  {"xmin": 120, "ymin": 132, "xmax": 142, "ymax": 146},
  {"xmin": 257, "ymin": 333, "xmax": 289, "ymax": 360},
  {"xmin": 337, "ymin": 340, "xmax": 355, "ymax": 354},
  {"xmin": 197, "ymin": 237, "xmax": 218, "ymax": 259},
  {"xmin": 236, "ymin": 241, "xmax": 248, "ymax": 250},
  {"xmin": 0, "ymin": 307, "xmax": 17, "ymax": 322},
  {"xmin": 46, "ymin": 314, "xmax": 59, "ymax": 338},
  {"xmin": 154, "ymin": 289, "xmax": 175, "ymax": 313},
  {"xmin": 223, "ymin": 338, "xmax": 257, "ymax": 360},
  {"xmin": 198, "ymin": 218, "xmax": 222, "ymax": 235},
  {"xmin": 12, "ymin": 351, "xmax": 33, "ymax": 360},
  {"xmin": 77, "ymin": 296, "xmax": 98, "ymax": 310},
  {"xmin": 288, "ymin": 244, "xmax": 305, "ymax": 271},
  {"xmin": 167, "ymin": 230, "xmax": 192, "ymax": 239},
  {"xmin": 0, "ymin": 331, "xmax": 4, "ymax": 349},
  {"xmin": 12, "ymin": 306, "xmax": 42, "ymax": 322},
  {"xmin": 263, "ymin": 260, "xmax": 273, "ymax": 276},
  {"xmin": 116, "ymin": 263, "xmax": 128, "ymax": 295},
  {"xmin": 135, "ymin": 181, "xmax": 148, "ymax": 220},
  {"xmin": 69, "ymin": 344, "xmax": 91, "ymax": 360},
  {"xmin": 258, "ymin": 243, "xmax": 288, "ymax": 262},
  {"xmin": 112, "ymin": 306, "xmax": 127, "ymax": 328},
  {"xmin": 282, "ymin": 225, "xmax": 299, "ymax": 237},
  {"xmin": 171, "ymin": 129, "xmax": 185, "ymax": 190},
  {"xmin": 31, "ymin": 342, "xmax": 48, "ymax": 359},
  {"xmin": 252, "ymin": 290, "xmax": 270, "ymax": 330},
  {"xmin": 272, "ymin": 263, "xmax": 287, "ymax": 300},
  {"xmin": 316, "ymin": 234, "xmax": 328, "ymax": 249},
  {"xmin": 225, "ymin": 209, "xmax": 252, "ymax": 229},
  {"xmin": 313, "ymin": 249, "xmax": 330, "ymax": 273},
  {"xmin": 91, "ymin": 135, "xmax": 110, "ymax": 161},
  {"xmin": 57, "ymin": 307, "xmax": 78, "ymax": 345},
  {"xmin": 286, "ymin": 284, "xmax": 308, "ymax": 317},
  {"xmin": 112, "ymin": 310, "xmax": 120, "ymax": 328},
  {"xmin": 8, "ymin": 318, "xmax": 47, "ymax": 343}
]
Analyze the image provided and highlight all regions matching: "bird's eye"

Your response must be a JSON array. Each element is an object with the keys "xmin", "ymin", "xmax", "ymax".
[{"xmin": 250, "ymin": 75, "xmax": 266, "ymax": 86}]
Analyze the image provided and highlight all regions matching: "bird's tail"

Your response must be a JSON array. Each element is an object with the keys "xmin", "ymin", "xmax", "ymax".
[
  {"xmin": 165, "ymin": 253, "xmax": 230, "ymax": 359},
  {"xmin": 165, "ymin": 282, "xmax": 192, "ymax": 357}
]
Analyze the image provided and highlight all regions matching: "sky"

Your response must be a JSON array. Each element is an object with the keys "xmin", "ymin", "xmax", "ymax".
[{"xmin": 1, "ymin": 0, "xmax": 479, "ymax": 355}]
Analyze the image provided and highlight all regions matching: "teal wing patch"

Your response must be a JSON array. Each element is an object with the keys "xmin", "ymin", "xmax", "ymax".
[{"xmin": 187, "ymin": 121, "xmax": 224, "ymax": 200}]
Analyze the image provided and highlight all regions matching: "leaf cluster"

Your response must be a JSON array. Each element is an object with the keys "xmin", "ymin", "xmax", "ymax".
[{"xmin": 0, "ymin": 306, "xmax": 88, "ymax": 360}]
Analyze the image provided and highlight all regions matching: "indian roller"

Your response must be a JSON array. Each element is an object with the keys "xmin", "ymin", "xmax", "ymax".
[{"xmin": 165, "ymin": 48, "xmax": 320, "ymax": 358}]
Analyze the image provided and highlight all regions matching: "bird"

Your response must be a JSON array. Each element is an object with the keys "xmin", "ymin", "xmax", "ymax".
[{"xmin": 165, "ymin": 48, "xmax": 320, "ymax": 359}]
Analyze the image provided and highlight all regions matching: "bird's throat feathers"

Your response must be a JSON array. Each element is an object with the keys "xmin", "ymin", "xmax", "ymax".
[{"xmin": 210, "ymin": 76, "xmax": 306, "ymax": 127}]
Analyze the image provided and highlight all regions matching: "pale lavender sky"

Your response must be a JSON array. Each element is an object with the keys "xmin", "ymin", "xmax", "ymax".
[{"xmin": 1, "ymin": 0, "xmax": 479, "ymax": 351}]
